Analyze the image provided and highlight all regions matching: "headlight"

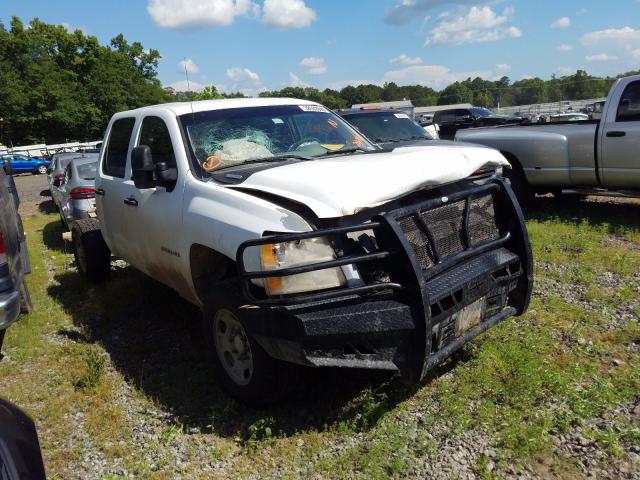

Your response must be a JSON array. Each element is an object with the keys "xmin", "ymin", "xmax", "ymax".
[{"xmin": 260, "ymin": 237, "xmax": 346, "ymax": 296}]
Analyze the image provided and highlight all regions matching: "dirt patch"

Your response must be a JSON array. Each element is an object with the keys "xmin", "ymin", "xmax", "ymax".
[{"xmin": 14, "ymin": 173, "xmax": 53, "ymax": 216}]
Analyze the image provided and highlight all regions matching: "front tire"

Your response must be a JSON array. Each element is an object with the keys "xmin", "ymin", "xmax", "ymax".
[
  {"xmin": 203, "ymin": 284, "xmax": 298, "ymax": 406},
  {"xmin": 72, "ymin": 219, "xmax": 110, "ymax": 282},
  {"xmin": 37, "ymin": 165, "xmax": 47, "ymax": 175},
  {"xmin": 503, "ymin": 159, "xmax": 535, "ymax": 210}
]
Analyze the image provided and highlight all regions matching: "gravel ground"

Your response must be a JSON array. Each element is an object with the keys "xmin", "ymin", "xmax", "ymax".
[
  {"xmin": 14, "ymin": 172, "xmax": 54, "ymax": 216},
  {"xmin": 12, "ymin": 178, "xmax": 640, "ymax": 479}
]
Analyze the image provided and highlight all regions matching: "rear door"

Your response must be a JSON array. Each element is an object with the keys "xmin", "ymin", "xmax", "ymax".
[
  {"xmin": 124, "ymin": 114, "xmax": 186, "ymax": 291},
  {"xmin": 599, "ymin": 79, "xmax": 640, "ymax": 189},
  {"xmin": 95, "ymin": 117, "xmax": 137, "ymax": 259}
]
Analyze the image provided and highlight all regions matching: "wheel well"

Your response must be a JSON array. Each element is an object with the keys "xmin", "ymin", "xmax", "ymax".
[
  {"xmin": 500, "ymin": 151, "xmax": 523, "ymax": 173},
  {"xmin": 190, "ymin": 244, "xmax": 237, "ymax": 302}
]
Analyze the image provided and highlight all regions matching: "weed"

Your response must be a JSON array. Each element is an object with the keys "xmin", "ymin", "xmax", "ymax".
[{"xmin": 75, "ymin": 348, "xmax": 106, "ymax": 391}]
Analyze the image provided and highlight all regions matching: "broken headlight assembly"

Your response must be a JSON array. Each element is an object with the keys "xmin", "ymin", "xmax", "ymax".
[{"xmin": 259, "ymin": 237, "xmax": 346, "ymax": 296}]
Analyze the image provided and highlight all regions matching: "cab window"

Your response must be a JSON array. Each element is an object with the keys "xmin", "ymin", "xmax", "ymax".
[
  {"xmin": 138, "ymin": 116, "xmax": 177, "ymax": 169},
  {"xmin": 616, "ymin": 81, "xmax": 640, "ymax": 122},
  {"xmin": 103, "ymin": 117, "xmax": 135, "ymax": 178}
]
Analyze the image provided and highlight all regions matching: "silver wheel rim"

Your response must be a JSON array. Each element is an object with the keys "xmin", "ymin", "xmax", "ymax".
[
  {"xmin": 213, "ymin": 309, "xmax": 253, "ymax": 386},
  {"xmin": 38, "ymin": 165, "xmax": 47, "ymax": 174}
]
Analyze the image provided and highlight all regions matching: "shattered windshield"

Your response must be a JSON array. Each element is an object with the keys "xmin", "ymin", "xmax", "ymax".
[{"xmin": 179, "ymin": 105, "xmax": 376, "ymax": 174}]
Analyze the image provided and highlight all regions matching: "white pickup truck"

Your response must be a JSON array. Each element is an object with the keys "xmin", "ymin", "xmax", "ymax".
[
  {"xmin": 455, "ymin": 74, "xmax": 640, "ymax": 206},
  {"xmin": 73, "ymin": 98, "xmax": 533, "ymax": 404}
]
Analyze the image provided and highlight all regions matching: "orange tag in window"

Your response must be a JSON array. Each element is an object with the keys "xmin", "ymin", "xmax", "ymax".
[
  {"xmin": 353, "ymin": 135, "xmax": 364, "ymax": 148},
  {"xmin": 327, "ymin": 118, "xmax": 338, "ymax": 129},
  {"xmin": 203, "ymin": 155, "xmax": 223, "ymax": 172}
]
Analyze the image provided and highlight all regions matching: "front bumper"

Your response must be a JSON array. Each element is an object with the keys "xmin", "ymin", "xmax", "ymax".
[
  {"xmin": 237, "ymin": 178, "xmax": 533, "ymax": 382},
  {"xmin": 0, "ymin": 289, "xmax": 21, "ymax": 331}
]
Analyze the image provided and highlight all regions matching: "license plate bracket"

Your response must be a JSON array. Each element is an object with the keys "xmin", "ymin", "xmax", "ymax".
[{"xmin": 455, "ymin": 297, "xmax": 485, "ymax": 337}]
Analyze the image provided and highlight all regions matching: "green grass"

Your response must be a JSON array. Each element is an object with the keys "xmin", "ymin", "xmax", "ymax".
[{"xmin": 1, "ymin": 198, "xmax": 639, "ymax": 479}]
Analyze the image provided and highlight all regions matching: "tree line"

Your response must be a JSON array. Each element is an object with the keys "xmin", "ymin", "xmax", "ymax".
[{"xmin": 1, "ymin": 16, "xmax": 637, "ymax": 146}]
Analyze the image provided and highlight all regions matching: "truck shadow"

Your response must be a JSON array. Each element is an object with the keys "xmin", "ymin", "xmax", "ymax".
[
  {"xmin": 46, "ymin": 245, "xmax": 458, "ymax": 439},
  {"xmin": 528, "ymin": 196, "xmax": 640, "ymax": 231}
]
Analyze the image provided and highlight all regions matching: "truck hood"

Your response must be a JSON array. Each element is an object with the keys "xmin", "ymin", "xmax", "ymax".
[{"xmin": 233, "ymin": 144, "xmax": 510, "ymax": 218}]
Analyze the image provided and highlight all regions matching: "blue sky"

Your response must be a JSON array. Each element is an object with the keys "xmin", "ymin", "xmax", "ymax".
[{"xmin": 2, "ymin": 0, "xmax": 639, "ymax": 95}]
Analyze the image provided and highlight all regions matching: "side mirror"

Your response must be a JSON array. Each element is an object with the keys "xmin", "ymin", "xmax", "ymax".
[{"xmin": 131, "ymin": 145, "xmax": 155, "ymax": 189}]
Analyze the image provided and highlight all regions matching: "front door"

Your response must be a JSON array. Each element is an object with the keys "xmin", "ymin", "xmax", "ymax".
[
  {"xmin": 599, "ymin": 79, "xmax": 640, "ymax": 189},
  {"xmin": 124, "ymin": 114, "xmax": 186, "ymax": 292}
]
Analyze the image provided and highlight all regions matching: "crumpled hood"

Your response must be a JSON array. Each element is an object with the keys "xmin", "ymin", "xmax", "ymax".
[{"xmin": 235, "ymin": 144, "xmax": 510, "ymax": 218}]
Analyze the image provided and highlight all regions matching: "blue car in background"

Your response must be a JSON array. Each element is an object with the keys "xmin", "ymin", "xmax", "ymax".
[{"xmin": 0, "ymin": 153, "xmax": 51, "ymax": 175}]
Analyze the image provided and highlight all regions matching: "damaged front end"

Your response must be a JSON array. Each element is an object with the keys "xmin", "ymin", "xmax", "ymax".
[{"xmin": 236, "ymin": 176, "xmax": 533, "ymax": 383}]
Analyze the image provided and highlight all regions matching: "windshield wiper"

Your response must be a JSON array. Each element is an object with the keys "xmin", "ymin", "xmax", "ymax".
[
  {"xmin": 318, "ymin": 146, "xmax": 368, "ymax": 157},
  {"xmin": 211, "ymin": 154, "xmax": 313, "ymax": 172}
]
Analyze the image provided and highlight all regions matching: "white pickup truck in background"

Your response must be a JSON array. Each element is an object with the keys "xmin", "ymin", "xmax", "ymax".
[
  {"xmin": 73, "ymin": 98, "xmax": 533, "ymax": 404},
  {"xmin": 455, "ymin": 74, "xmax": 640, "ymax": 206}
]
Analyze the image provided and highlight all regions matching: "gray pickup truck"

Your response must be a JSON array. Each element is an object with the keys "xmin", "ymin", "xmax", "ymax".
[
  {"xmin": 0, "ymin": 165, "xmax": 32, "ymax": 353},
  {"xmin": 455, "ymin": 75, "xmax": 640, "ymax": 206}
]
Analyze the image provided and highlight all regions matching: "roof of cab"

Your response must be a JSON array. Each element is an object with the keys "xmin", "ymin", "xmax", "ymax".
[{"xmin": 117, "ymin": 97, "xmax": 320, "ymax": 117}]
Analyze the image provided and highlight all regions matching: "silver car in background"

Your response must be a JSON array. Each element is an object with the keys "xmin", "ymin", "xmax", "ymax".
[{"xmin": 55, "ymin": 156, "xmax": 98, "ymax": 229}]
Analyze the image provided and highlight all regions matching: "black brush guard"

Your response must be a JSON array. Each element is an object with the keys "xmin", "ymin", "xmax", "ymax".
[{"xmin": 236, "ymin": 178, "xmax": 533, "ymax": 382}]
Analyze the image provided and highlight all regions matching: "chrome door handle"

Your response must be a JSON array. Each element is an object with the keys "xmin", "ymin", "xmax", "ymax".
[{"xmin": 123, "ymin": 197, "xmax": 138, "ymax": 207}]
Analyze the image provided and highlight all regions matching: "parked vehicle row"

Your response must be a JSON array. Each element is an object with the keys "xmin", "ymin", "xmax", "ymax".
[
  {"xmin": 433, "ymin": 107, "xmax": 522, "ymax": 140},
  {"xmin": 455, "ymin": 74, "xmax": 640, "ymax": 207}
]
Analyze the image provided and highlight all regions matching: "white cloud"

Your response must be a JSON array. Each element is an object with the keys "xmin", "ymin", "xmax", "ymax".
[
  {"xmin": 261, "ymin": 0, "xmax": 317, "ymax": 29},
  {"xmin": 225, "ymin": 67, "xmax": 263, "ymax": 96},
  {"xmin": 384, "ymin": 0, "xmax": 480, "ymax": 26},
  {"xmin": 389, "ymin": 54, "xmax": 423, "ymax": 66},
  {"xmin": 424, "ymin": 6, "xmax": 522, "ymax": 47},
  {"xmin": 581, "ymin": 26, "xmax": 640, "ymax": 46},
  {"xmin": 166, "ymin": 80, "xmax": 204, "ymax": 92},
  {"xmin": 550, "ymin": 17, "xmax": 570, "ymax": 29},
  {"xmin": 556, "ymin": 66, "xmax": 574, "ymax": 75},
  {"xmin": 147, "ymin": 0, "xmax": 258, "ymax": 29},
  {"xmin": 178, "ymin": 58, "xmax": 199, "ymax": 75},
  {"xmin": 287, "ymin": 72, "xmax": 309, "ymax": 88},
  {"xmin": 556, "ymin": 44, "xmax": 573, "ymax": 52},
  {"xmin": 633, "ymin": 49, "xmax": 640, "ymax": 62},
  {"xmin": 496, "ymin": 63, "xmax": 511, "ymax": 71},
  {"xmin": 299, "ymin": 57, "xmax": 327, "ymax": 75},
  {"xmin": 383, "ymin": 64, "xmax": 492, "ymax": 90},
  {"xmin": 586, "ymin": 53, "xmax": 618, "ymax": 61}
]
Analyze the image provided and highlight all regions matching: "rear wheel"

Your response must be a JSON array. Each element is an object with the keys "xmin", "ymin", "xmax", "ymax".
[
  {"xmin": 72, "ymin": 219, "xmax": 110, "ymax": 282},
  {"xmin": 36, "ymin": 165, "xmax": 47, "ymax": 175},
  {"xmin": 203, "ymin": 283, "xmax": 299, "ymax": 406}
]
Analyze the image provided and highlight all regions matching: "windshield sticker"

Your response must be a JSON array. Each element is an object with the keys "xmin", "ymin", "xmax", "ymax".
[
  {"xmin": 353, "ymin": 135, "xmax": 364, "ymax": 148},
  {"xmin": 327, "ymin": 118, "xmax": 338, "ymax": 129},
  {"xmin": 394, "ymin": 113, "xmax": 410, "ymax": 119},
  {"xmin": 298, "ymin": 105, "xmax": 329, "ymax": 113},
  {"xmin": 272, "ymin": 118, "xmax": 284, "ymax": 124}
]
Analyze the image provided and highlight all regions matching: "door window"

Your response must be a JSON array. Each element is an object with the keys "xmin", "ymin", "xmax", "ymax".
[
  {"xmin": 103, "ymin": 117, "xmax": 135, "ymax": 177},
  {"xmin": 138, "ymin": 116, "xmax": 177, "ymax": 169},
  {"xmin": 616, "ymin": 81, "xmax": 640, "ymax": 122}
]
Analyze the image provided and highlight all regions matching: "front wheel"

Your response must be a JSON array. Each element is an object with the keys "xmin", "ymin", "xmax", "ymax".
[
  {"xmin": 503, "ymin": 161, "xmax": 534, "ymax": 211},
  {"xmin": 36, "ymin": 165, "xmax": 47, "ymax": 175},
  {"xmin": 203, "ymin": 284, "xmax": 298, "ymax": 406}
]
